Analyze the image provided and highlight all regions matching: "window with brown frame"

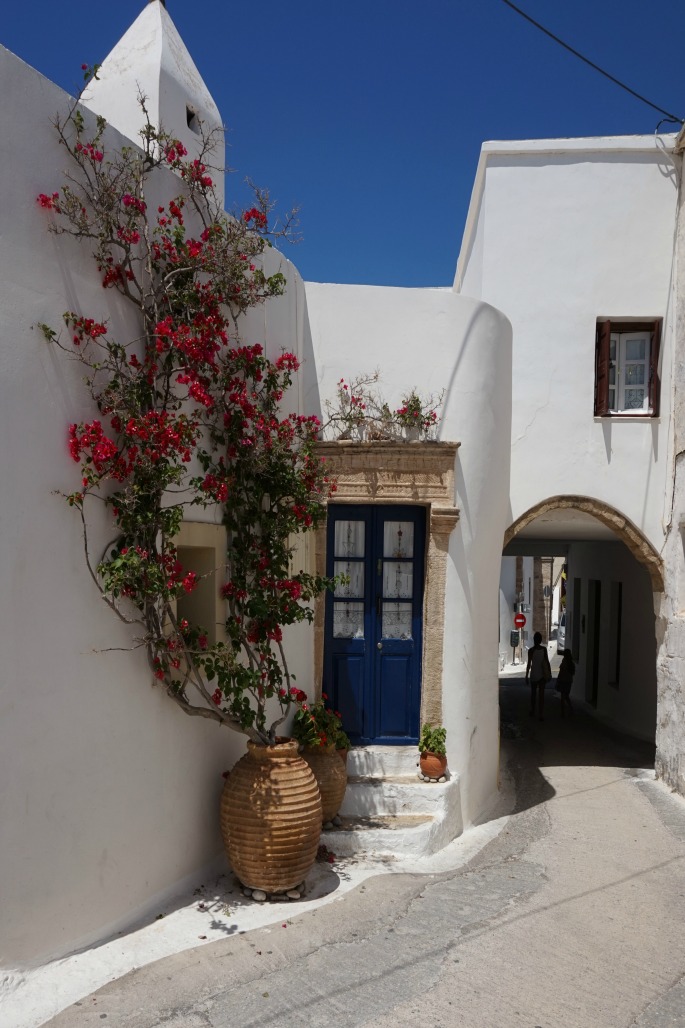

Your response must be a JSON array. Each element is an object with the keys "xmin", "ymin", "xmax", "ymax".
[{"xmin": 594, "ymin": 319, "xmax": 661, "ymax": 417}]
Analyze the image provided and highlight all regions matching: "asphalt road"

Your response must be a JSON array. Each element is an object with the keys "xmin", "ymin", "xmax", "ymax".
[{"xmin": 46, "ymin": 680, "xmax": 685, "ymax": 1028}]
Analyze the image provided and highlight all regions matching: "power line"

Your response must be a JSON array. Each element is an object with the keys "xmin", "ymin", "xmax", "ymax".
[{"xmin": 500, "ymin": 0, "xmax": 684, "ymax": 125}]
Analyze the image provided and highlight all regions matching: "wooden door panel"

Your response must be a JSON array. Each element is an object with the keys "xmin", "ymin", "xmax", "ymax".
[
  {"xmin": 377, "ymin": 654, "xmax": 414, "ymax": 739},
  {"xmin": 324, "ymin": 504, "xmax": 425, "ymax": 744}
]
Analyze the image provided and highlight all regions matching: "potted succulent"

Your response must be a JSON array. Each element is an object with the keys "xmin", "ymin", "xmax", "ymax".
[
  {"xmin": 418, "ymin": 723, "xmax": 448, "ymax": 781},
  {"xmin": 37, "ymin": 77, "xmax": 337, "ymax": 894},
  {"xmin": 293, "ymin": 696, "xmax": 348, "ymax": 823}
]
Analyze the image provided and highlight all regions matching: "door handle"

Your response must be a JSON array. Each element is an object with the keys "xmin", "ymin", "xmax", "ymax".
[{"xmin": 377, "ymin": 641, "xmax": 383, "ymax": 651}]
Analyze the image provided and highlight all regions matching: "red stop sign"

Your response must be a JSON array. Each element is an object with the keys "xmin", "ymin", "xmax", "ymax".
[{"xmin": 514, "ymin": 613, "xmax": 526, "ymax": 628}]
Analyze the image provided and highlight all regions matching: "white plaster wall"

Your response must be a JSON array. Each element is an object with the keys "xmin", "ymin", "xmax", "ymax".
[
  {"xmin": 0, "ymin": 48, "xmax": 314, "ymax": 967},
  {"xmin": 498, "ymin": 555, "xmax": 534, "ymax": 665},
  {"xmin": 304, "ymin": 283, "xmax": 512, "ymax": 824},
  {"xmin": 655, "ymin": 146, "xmax": 685, "ymax": 794},
  {"xmin": 457, "ymin": 138, "xmax": 680, "ymax": 552},
  {"xmin": 499, "ymin": 557, "xmax": 516, "ymax": 666},
  {"xmin": 564, "ymin": 542, "xmax": 656, "ymax": 740}
]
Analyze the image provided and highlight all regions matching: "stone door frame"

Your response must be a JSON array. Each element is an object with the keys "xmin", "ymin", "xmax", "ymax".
[{"xmin": 314, "ymin": 441, "xmax": 460, "ymax": 728}]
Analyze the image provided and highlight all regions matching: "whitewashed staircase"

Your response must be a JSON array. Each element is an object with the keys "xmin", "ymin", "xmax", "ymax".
[{"xmin": 320, "ymin": 746, "xmax": 462, "ymax": 859}]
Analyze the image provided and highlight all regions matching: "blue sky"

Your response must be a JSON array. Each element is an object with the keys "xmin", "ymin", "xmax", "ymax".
[{"xmin": 4, "ymin": 1, "xmax": 684, "ymax": 286}]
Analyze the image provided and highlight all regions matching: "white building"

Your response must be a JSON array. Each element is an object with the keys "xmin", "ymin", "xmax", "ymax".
[
  {"xmin": 3, "ymin": 0, "xmax": 685, "ymax": 979},
  {"xmin": 0, "ymin": 2, "xmax": 511, "ymax": 969},
  {"xmin": 457, "ymin": 135, "xmax": 677, "ymax": 744}
]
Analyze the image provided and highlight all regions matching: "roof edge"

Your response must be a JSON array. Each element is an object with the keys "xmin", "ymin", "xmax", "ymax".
[{"xmin": 454, "ymin": 133, "xmax": 679, "ymax": 292}]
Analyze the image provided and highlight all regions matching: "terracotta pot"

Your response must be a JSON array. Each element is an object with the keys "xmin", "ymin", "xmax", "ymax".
[
  {"xmin": 420, "ymin": 751, "xmax": 447, "ymax": 780},
  {"xmin": 336, "ymin": 748, "xmax": 349, "ymax": 767},
  {"xmin": 302, "ymin": 744, "xmax": 348, "ymax": 822},
  {"xmin": 220, "ymin": 739, "xmax": 322, "ymax": 892}
]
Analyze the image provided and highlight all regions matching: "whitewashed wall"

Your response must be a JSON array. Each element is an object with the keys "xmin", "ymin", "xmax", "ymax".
[
  {"xmin": 304, "ymin": 283, "xmax": 512, "ymax": 824},
  {"xmin": 499, "ymin": 555, "xmax": 534, "ymax": 666},
  {"xmin": 499, "ymin": 557, "xmax": 517, "ymax": 666},
  {"xmin": 565, "ymin": 542, "xmax": 656, "ymax": 740},
  {"xmin": 456, "ymin": 137, "xmax": 680, "ymax": 551},
  {"xmin": 0, "ymin": 47, "xmax": 313, "ymax": 967}
]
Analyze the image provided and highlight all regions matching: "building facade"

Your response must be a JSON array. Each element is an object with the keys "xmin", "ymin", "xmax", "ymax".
[{"xmin": 3, "ymin": 0, "xmax": 685, "ymax": 975}]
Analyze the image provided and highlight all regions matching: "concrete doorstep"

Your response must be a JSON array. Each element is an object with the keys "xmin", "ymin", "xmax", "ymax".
[{"xmin": 321, "ymin": 746, "xmax": 463, "ymax": 858}]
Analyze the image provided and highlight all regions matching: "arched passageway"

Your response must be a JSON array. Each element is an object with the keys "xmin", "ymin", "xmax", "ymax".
[
  {"xmin": 504, "ymin": 496, "xmax": 663, "ymax": 590},
  {"xmin": 500, "ymin": 496, "xmax": 662, "ymax": 747}
]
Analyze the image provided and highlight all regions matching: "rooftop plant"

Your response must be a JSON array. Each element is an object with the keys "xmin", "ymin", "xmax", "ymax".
[{"xmin": 323, "ymin": 372, "xmax": 444, "ymax": 440}]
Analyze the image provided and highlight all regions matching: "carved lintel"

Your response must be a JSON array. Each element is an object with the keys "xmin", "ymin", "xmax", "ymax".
[{"xmin": 317, "ymin": 441, "xmax": 459, "ymax": 507}]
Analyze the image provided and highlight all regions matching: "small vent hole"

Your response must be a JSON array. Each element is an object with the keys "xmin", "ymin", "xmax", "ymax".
[{"xmin": 186, "ymin": 106, "xmax": 199, "ymax": 134}]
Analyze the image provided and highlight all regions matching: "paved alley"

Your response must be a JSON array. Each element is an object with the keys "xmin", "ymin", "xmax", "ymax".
[{"xmin": 45, "ymin": 679, "xmax": 685, "ymax": 1028}]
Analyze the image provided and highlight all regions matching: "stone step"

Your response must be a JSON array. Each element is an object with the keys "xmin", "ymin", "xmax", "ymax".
[
  {"xmin": 321, "ymin": 801, "xmax": 460, "ymax": 859},
  {"xmin": 323, "ymin": 770, "xmax": 463, "ymax": 859},
  {"xmin": 342, "ymin": 775, "xmax": 453, "ymax": 816},
  {"xmin": 346, "ymin": 745, "xmax": 420, "ymax": 778}
]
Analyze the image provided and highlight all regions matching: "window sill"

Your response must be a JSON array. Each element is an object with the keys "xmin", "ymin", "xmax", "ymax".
[{"xmin": 594, "ymin": 415, "xmax": 659, "ymax": 422}]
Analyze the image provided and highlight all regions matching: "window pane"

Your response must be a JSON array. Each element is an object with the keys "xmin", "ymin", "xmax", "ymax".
[
  {"xmin": 383, "ymin": 561, "xmax": 413, "ymax": 598},
  {"xmin": 608, "ymin": 387, "xmax": 616, "ymax": 409},
  {"xmin": 623, "ymin": 389, "xmax": 646, "ymax": 410},
  {"xmin": 333, "ymin": 602, "xmax": 364, "ymax": 639},
  {"xmin": 624, "ymin": 364, "xmax": 645, "ymax": 386},
  {"xmin": 334, "ymin": 520, "xmax": 365, "ymax": 559},
  {"xmin": 383, "ymin": 521, "xmax": 414, "ymax": 558},
  {"xmin": 382, "ymin": 602, "xmax": 412, "ymax": 639},
  {"xmin": 334, "ymin": 561, "xmax": 364, "ymax": 597},
  {"xmin": 624, "ymin": 337, "xmax": 646, "ymax": 361}
]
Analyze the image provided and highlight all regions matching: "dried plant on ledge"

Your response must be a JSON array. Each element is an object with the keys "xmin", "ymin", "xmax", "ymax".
[{"xmin": 323, "ymin": 372, "xmax": 444, "ymax": 441}]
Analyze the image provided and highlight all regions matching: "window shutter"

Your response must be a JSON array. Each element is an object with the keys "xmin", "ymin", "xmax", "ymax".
[
  {"xmin": 595, "ymin": 321, "xmax": 611, "ymax": 416},
  {"xmin": 649, "ymin": 320, "xmax": 662, "ymax": 417}
]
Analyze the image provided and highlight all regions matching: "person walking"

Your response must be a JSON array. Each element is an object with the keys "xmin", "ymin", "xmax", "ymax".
[
  {"xmin": 526, "ymin": 631, "xmax": 551, "ymax": 721},
  {"xmin": 556, "ymin": 648, "xmax": 576, "ymax": 718}
]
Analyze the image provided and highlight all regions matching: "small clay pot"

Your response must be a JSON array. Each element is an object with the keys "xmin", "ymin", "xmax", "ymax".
[{"xmin": 419, "ymin": 751, "xmax": 447, "ymax": 780}]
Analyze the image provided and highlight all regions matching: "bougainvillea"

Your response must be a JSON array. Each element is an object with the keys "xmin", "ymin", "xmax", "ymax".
[{"xmin": 37, "ymin": 82, "xmax": 334, "ymax": 744}]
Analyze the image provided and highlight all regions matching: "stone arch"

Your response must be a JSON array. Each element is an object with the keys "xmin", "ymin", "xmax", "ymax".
[{"xmin": 503, "ymin": 495, "xmax": 664, "ymax": 591}]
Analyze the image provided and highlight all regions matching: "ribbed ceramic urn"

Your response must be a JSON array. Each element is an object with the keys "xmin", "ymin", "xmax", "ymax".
[
  {"xmin": 220, "ymin": 739, "xmax": 322, "ymax": 892},
  {"xmin": 302, "ymin": 744, "xmax": 348, "ymax": 823}
]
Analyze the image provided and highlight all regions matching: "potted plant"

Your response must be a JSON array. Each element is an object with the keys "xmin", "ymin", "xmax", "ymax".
[
  {"xmin": 418, "ymin": 723, "xmax": 448, "ymax": 780},
  {"xmin": 293, "ymin": 696, "xmax": 348, "ymax": 823},
  {"xmin": 324, "ymin": 376, "xmax": 374, "ymax": 440},
  {"xmin": 334, "ymin": 725, "xmax": 352, "ymax": 766},
  {"xmin": 395, "ymin": 390, "xmax": 443, "ymax": 440},
  {"xmin": 37, "ymin": 76, "xmax": 337, "ymax": 894},
  {"xmin": 322, "ymin": 373, "xmax": 445, "ymax": 442}
]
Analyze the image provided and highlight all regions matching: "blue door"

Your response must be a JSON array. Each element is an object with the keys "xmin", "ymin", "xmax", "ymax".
[{"xmin": 323, "ymin": 505, "xmax": 426, "ymax": 745}]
